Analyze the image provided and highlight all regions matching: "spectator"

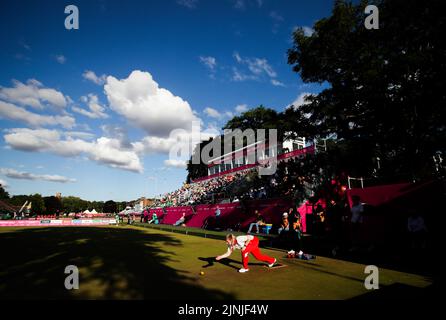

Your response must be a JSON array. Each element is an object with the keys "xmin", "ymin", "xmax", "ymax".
[
  {"xmin": 407, "ymin": 211, "xmax": 428, "ymax": 250},
  {"xmin": 247, "ymin": 210, "xmax": 265, "ymax": 234},
  {"xmin": 278, "ymin": 212, "xmax": 290, "ymax": 234},
  {"xmin": 288, "ymin": 207, "xmax": 301, "ymax": 226},
  {"xmin": 350, "ymin": 195, "xmax": 364, "ymax": 251},
  {"xmin": 148, "ymin": 213, "xmax": 159, "ymax": 224},
  {"xmin": 288, "ymin": 219, "xmax": 303, "ymax": 253},
  {"xmin": 174, "ymin": 213, "xmax": 186, "ymax": 226},
  {"xmin": 215, "ymin": 206, "xmax": 221, "ymax": 217}
]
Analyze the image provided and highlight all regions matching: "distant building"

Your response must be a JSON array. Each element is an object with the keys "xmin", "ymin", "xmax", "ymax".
[{"xmin": 130, "ymin": 197, "xmax": 155, "ymax": 212}]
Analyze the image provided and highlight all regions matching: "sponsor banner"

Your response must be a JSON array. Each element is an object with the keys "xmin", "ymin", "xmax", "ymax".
[
  {"xmin": 0, "ymin": 220, "xmax": 42, "ymax": 227},
  {"xmin": 0, "ymin": 218, "xmax": 117, "ymax": 227}
]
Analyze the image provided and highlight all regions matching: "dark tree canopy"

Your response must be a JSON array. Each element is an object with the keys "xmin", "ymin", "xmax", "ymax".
[
  {"xmin": 103, "ymin": 200, "xmax": 117, "ymax": 213},
  {"xmin": 287, "ymin": 0, "xmax": 445, "ymax": 180},
  {"xmin": 0, "ymin": 185, "xmax": 9, "ymax": 200},
  {"xmin": 44, "ymin": 196, "xmax": 62, "ymax": 214}
]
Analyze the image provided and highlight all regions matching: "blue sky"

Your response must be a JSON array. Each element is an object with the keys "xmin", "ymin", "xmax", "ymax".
[{"xmin": 0, "ymin": 0, "xmax": 332, "ymax": 201}]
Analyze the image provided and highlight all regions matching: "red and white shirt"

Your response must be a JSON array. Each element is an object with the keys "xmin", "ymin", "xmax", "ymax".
[{"xmin": 219, "ymin": 235, "xmax": 254, "ymax": 259}]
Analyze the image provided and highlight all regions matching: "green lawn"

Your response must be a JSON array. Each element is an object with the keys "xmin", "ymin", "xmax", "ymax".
[{"xmin": 0, "ymin": 226, "xmax": 432, "ymax": 299}]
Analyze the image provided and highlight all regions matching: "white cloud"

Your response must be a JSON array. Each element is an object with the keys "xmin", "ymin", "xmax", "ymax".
[
  {"xmin": 288, "ymin": 92, "xmax": 315, "ymax": 109},
  {"xmin": 235, "ymin": 104, "xmax": 248, "ymax": 113},
  {"xmin": 204, "ymin": 107, "xmax": 222, "ymax": 119},
  {"xmin": 104, "ymin": 70, "xmax": 199, "ymax": 137},
  {"xmin": 82, "ymin": 70, "xmax": 107, "ymax": 85},
  {"xmin": 234, "ymin": 0, "xmax": 245, "ymax": 9},
  {"xmin": 0, "ymin": 168, "xmax": 76, "ymax": 183},
  {"xmin": 164, "ymin": 159, "xmax": 187, "ymax": 168},
  {"xmin": 270, "ymin": 11, "xmax": 284, "ymax": 22},
  {"xmin": 247, "ymin": 58, "xmax": 276, "ymax": 77},
  {"xmin": 199, "ymin": 56, "xmax": 217, "ymax": 71},
  {"xmin": 232, "ymin": 67, "xmax": 257, "ymax": 82},
  {"xmin": 55, "ymin": 55, "xmax": 66, "ymax": 64},
  {"xmin": 225, "ymin": 111, "xmax": 234, "ymax": 118},
  {"xmin": 177, "ymin": 0, "xmax": 198, "ymax": 8},
  {"xmin": 0, "ymin": 100, "xmax": 75, "ymax": 129},
  {"xmin": 302, "ymin": 26, "xmax": 314, "ymax": 37},
  {"xmin": 293, "ymin": 26, "xmax": 314, "ymax": 37},
  {"xmin": 134, "ymin": 124, "xmax": 219, "ymax": 157},
  {"xmin": 4, "ymin": 128, "xmax": 143, "ymax": 173},
  {"xmin": 271, "ymin": 79, "xmax": 285, "ymax": 87},
  {"xmin": 232, "ymin": 52, "xmax": 278, "ymax": 83},
  {"xmin": 0, "ymin": 79, "xmax": 67, "ymax": 109},
  {"xmin": 72, "ymin": 94, "xmax": 108, "ymax": 119}
]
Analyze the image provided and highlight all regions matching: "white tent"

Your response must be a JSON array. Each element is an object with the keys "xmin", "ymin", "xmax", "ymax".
[
  {"xmin": 91, "ymin": 209, "xmax": 98, "ymax": 214},
  {"xmin": 83, "ymin": 209, "xmax": 91, "ymax": 214}
]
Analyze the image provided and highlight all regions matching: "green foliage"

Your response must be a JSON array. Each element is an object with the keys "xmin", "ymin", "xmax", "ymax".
[
  {"xmin": 103, "ymin": 200, "xmax": 117, "ymax": 213},
  {"xmin": 287, "ymin": 0, "xmax": 445, "ymax": 180},
  {"xmin": 44, "ymin": 196, "xmax": 62, "ymax": 214}
]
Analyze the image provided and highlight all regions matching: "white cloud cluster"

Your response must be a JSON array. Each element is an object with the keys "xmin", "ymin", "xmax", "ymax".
[
  {"xmin": 177, "ymin": 0, "xmax": 198, "ymax": 8},
  {"xmin": 271, "ymin": 79, "xmax": 285, "ymax": 87},
  {"xmin": 204, "ymin": 107, "xmax": 222, "ymax": 119},
  {"xmin": 1, "ymin": 70, "xmax": 222, "ymax": 173},
  {"xmin": 200, "ymin": 56, "xmax": 217, "ymax": 70},
  {"xmin": 164, "ymin": 159, "xmax": 187, "ymax": 169},
  {"xmin": 288, "ymin": 92, "xmax": 316, "ymax": 111},
  {"xmin": 270, "ymin": 11, "xmax": 284, "ymax": 22},
  {"xmin": 4, "ymin": 128, "xmax": 143, "ymax": 173},
  {"xmin": 104, "ymin": 70, "xmax": 199, "ymax": 137},
  {"xmin": 0, "ymin": 168, "xmax": 76, "ymax": 183},
  {"xmin": 232, "ymin": 52, "xmax": 283, "ymax": 86},
  {"xmin": 293, "ymin": 26, "xmax": 315, "ymax": 37},
  {"xmin": 55, "ymin": 55, "xmax": 66, "ymax": 64},
  {"xmin": 134, "ymin": 124, "xmax": 219, "ymax": 155},
  {"xmin": 72, "ymin": 94, "xmax": 108, "ymax": 119},
  {"xmin": 0, "ymin": 79, "xmax": 67, "ymax": 109},
  {"xmin": 235, "ymin": 104, "xmax": 248, "ymax": 113},
  {"xmin": 0, "ymin": 100, "xmax": 75, "ymax": 129},
  {"xmin": 82, "ymin": 70, "xmax": 107, "ymax": 85}
]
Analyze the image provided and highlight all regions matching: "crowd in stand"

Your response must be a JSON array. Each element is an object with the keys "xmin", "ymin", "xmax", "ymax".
[{"xmin": 155, "ymin": 168, "xmax": 255, "ymax": 207}]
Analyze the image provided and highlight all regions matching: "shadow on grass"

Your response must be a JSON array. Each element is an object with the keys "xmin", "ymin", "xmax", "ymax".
[
  {"xmin": 349, "ymin": 283, "xmax": 436, "ymax": 300},
  {"xmin": 0, "ymin": 227, "xmax": 235, "ymax": 300}
]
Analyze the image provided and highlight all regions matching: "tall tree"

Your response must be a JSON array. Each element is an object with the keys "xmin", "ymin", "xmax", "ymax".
[
  {"xmin": 103, "ymin": 200, "xmax": 117, "ymax": 213},
  {"xmin": 44, "ymin": 196, "xmax": 62, "ymax": 214},
  {"xmin": 29, "ymin": 194, "xmax": 45, "ymax": 215},
  {"xmin": 287, "ymin": 0, "xmax": 445, "ymax": 180},
  {"xmin": 0, "ymin": 185, "xmax": 9, "ymax": 200}
]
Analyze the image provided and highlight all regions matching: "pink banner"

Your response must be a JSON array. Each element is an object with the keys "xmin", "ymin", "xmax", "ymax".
[{"xmin": 0, "ymin": 219, "xmax": 117, "ymax": 227}]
